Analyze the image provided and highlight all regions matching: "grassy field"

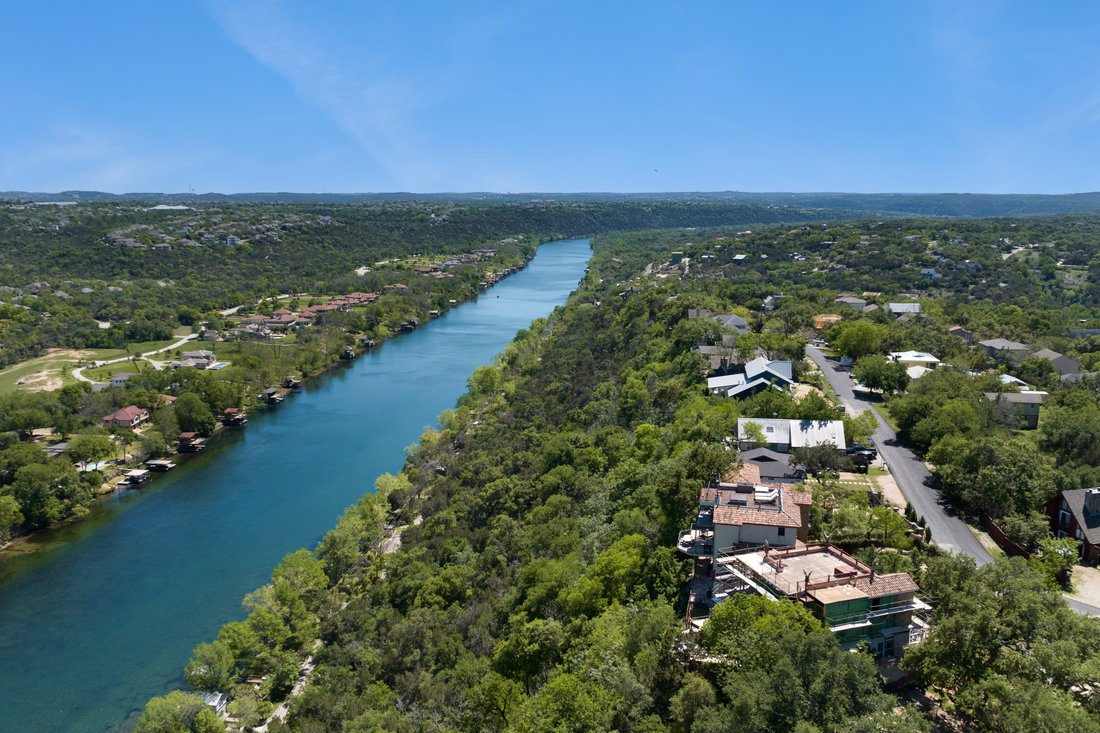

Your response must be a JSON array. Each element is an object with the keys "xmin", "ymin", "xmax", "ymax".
[
  {"xmin": 0, "ymin": 327, "xmax": 193, "ymax": 396},
  {"xmin": 81, "ymin": 360, "xmax": 156, "ymax": 382}
]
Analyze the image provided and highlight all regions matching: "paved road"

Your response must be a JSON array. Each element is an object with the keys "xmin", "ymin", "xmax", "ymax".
[
  {"xmin": 72, "ymin": 333, "xmax": 199, "ymax": 383},
  {"xmin": 806, "ymin": 346, "xmax": 994, "ymax": 565}
]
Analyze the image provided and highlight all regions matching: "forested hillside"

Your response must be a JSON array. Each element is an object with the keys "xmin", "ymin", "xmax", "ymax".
[
  {"xmin": 135, "ymin": 227, "xmax": 1100, "ymax": 733},
  {"xmin": 0, "ymin": 200, "xmax": 844, "ymax": 367}
]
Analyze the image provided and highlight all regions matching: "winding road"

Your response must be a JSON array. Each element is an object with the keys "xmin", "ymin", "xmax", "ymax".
[
  {"xmin": 806, "ymin": 346, "xmax": 1100, "ymax": 615},
  {"xmin": 72, "ymin": 333, "xmax": 198, "ymax": 383},
  {"xmin": 807, "ymin": 346, "xmax": 995, "ymax": 563}
]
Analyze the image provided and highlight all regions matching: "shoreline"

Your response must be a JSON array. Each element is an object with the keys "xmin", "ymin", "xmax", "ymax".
[{"xmin": 0, "ymin": 250, "xmax": 538, "ymax": 563}]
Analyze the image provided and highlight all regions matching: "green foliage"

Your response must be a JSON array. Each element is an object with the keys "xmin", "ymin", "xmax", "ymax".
[
  {"xmin": 853, "ymin": 355, "xmax": 909, "ymax": 394},
  {"xmin": 831, "ymin": 321, "xmax": 888, "ymax": 359},
  {"xmin": 173, "ymin": 392, "xmax": 215, "ymax": 435},
  {"xmin": 134, "ymin": 690, "xmax": 225, "ymax": 733}
]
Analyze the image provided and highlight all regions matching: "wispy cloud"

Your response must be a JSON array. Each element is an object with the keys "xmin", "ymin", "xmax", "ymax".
[
  {"xmin": 0, "ymin": 126, "xmax": 177, "ymax": 193},
  {"xmin": 206, "ymin": 0, "xmax": 441, "ymax": 188}
]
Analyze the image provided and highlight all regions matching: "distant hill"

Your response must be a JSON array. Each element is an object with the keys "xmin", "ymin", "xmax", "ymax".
[{"xmin": 5, "ymin": 189, "xmax": 1100, "ymax": 217}]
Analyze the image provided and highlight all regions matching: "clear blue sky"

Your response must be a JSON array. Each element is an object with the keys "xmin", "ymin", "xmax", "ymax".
[{"xmin": 2, "ymin": 1, "xmax": 1099, "ymax": 194}]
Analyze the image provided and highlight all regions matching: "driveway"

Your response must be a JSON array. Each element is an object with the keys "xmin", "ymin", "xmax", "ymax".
[
  {"xmin": 806, "ymin": 346, "xmax": 994, "ymax": 565},
  {"xmin": 72, "ymin": 334, "xmax": 198, "ymax": 383}
]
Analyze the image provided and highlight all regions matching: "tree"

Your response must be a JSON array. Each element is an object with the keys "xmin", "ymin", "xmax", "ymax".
[
  {"xmin": 134, "ymin": 690, "xmax": 225, "ymax": 733},
  {"xmin": 65, "ymin": 434, "xmax": 115, "ymax": 469},
  {"xmin": 10, "ymin": 461, "xmax": 90, "ymax": 529},
  {"xmin": 0, "ymin": 494, "xmax": 23, "ymax": 542},
  {"xmin": 184, "ymin": 641, "xmax": 236, "ymax": 692},
  {"xmin": 174, "ymin": 393, "xmax": 215, "ymax": 435},
  {"xmin": 1031, "ymin": 536, "xmax": 1080, "ymax": 589},
  {"xmin": 852, "ymin": 355, "xmax": 909, "ymax": 394},
  {"xmin": 832, "ymin": 321, "xmax": 888, "ymax": 359},
  {"xmin": 791, "ymin": 444, "xmax": 846, "ymax": 478}
]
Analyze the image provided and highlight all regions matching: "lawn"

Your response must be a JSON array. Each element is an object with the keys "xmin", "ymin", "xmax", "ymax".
[
  {"xmin": 82, "ymin": 360, "xmax": 157, "ymax": 382},
  {"xmin": 0, "ymin": 327, "xmax": 193, "ymax": 395},
  {"xmin": 0, "ymin": 347, "xmax": 144, "ymax": 394}
]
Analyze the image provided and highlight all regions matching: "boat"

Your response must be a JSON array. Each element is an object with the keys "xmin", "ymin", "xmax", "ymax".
[
  {"xmin": 428, "ymin": 310, "xmax": 440, "ymax": 319},
  {"xmin": 282, "ymin": 376, "xmax": 302, "ymax": 390},
  {"xmin": 340, "ymin": 346, "xmax": 356, "ymax": 360},
  {"xmin": 265, "ymin": 388, "xmax": 284, "ymax": 405}
]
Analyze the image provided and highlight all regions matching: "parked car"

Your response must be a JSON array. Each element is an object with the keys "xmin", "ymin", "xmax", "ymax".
[{"xmin": 846, "ymin": 444, "xmax": 878, "ymax": 459}]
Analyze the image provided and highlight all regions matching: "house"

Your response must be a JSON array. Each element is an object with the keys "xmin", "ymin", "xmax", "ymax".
[
  {"xmin": 201, "ymin": 691, "xmax": 228, "ymax": 716},
  {"xmin": 677, "ymin": 482, "xmax": 812, "ymax": 558},
  {"xmin": 1069, "ymin": 329, "xmax": 1100, "ymax": 339},
  {"xmin": 887, "ymin": 303, "xmax": 922, "ymax": 316},
  {"xmin": 919, "ymin": 267, "xmax": 943, "ymax": 280},
  {"xmin": 738, "ymin": 447, "xmax": 805, "ymax": 483},
  {"xmin": 178, "ymin": 432, "xmax": 207, "ymax": 452},
  {"xmin": 712, "ymin": 313, "xmax": 750, "ymax": 335},
  {"xmin": 985, "ymin": 391, "xmax": 1047, "ymax": 430},
  {"xmin": 889, "ymin": 351, "xmax": 940, "ymax": 370},
  {"xmin": 706, "ymin": 357, "xmax": 794, "ymax": 398},
  {"xmin": 702, "ymin": 544, "xmax": 929, "ymax": 659},
  {"xmin": 834, "ymin": 295, "xmax": 867, "ymax": 310},
  {"xmin": 110, "ymin": 372, "xmax": 133, "ymax": 388},
  {"xmin": 737, "ymin": 418, "xmax": 846, "ymax": 453},
  {"xmin": 814, "ymin": 314, "xmax": 843, "ymax": 330},
  {"xmin": 101, "ymin": 405, "xmax": 150, "ymax": 429},
  {"xmin": 948, "ymin": 325, "xmax": 974, "ymax": 345},
  {"xmin": 225, "ymin": 235, "xmax": 241, "ymax": 246},
  {"xmin": 979, "ymin": 338, "xmax": 1031, "ymax": 361},
  {"xmin": 761, "ymin": 295, "xmax": 779, "ymax": 312},
  {"xmin": 1047, "ymin": 488, "xmax": 1100, "ymax": 563},
  {"xmin": 1032, "ymin": 348, "xmax": 1082, "ymax": 378}
]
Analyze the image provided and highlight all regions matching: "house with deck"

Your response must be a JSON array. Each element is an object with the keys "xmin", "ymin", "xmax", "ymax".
[
  {"xmin": 678, "ymin": 482, "xmax": 811, "ymax": 559},
  {"xmin": 694, "ymin": 544, "xmax": 929, "ymax": 660}
]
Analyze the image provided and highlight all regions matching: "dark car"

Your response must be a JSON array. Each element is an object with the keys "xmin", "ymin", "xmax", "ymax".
[{"xmin": 846, "ymin": 444, "xmax": 878, "ymax": 459}]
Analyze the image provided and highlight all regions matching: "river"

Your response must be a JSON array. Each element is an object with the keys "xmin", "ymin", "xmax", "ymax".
[{"xmin": 0, "ymin": 239, "xmax": 591, "ymax": 733}]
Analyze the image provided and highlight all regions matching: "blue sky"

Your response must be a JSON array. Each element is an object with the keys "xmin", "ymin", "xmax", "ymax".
[{"xmin": 2, "ymin": 1, "xmax": 1099, "ymax": 194}]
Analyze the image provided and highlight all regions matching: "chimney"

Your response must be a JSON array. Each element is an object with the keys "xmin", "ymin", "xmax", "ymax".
[{"xmin": 1086, "ymin": 488, "xmax": 1100, "ymax": 516}]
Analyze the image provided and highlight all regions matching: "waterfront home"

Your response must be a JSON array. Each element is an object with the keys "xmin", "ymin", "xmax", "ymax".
[
  {"xmin": 101, "ymin": 405, "xmax": 150, "ymax": 429},
  {"xmin": 222, "ymin": 407, "xmax": 247, "ymax": 426},
  {"xmin": 177, "ymin": 432, "xmax": 207, "ymax": 452},
  {"xmin": 695, "ymin": 544, "xmax": 929, "ymax": 660}
]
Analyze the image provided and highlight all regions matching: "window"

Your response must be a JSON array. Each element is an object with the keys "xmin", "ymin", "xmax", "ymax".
[
  {"xmin": 766, "ymin": 426, "xmax": 774, "ymax": 434},
  {"xmin": 1077, "ymin": 528, "xmax": 1085, "ymax": 541},
  {"xmin": 777, "ymin": 527, "xmax": 786, "ymax": 536},
  {"xmin": 1059, "ymin": 510, "xmax": 1071, "ymax": 527}
]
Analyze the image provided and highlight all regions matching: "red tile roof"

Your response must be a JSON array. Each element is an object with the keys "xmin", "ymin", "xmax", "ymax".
[
  {"xmin": 102, "ymin": 405, "xmax": 147, "ymax": 423},
  {"xmin": 852, "ymin": 573, "xmax": 919, "ymax": 598},
  {"xmin": 711, "ymin": 487, "xmax": 808, "ymax": 529}
]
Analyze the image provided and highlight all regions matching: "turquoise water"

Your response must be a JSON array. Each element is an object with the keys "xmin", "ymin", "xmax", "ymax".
[{"xmin": 0, "ymin": 239, "xmax": 591, "ymax": 733}]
